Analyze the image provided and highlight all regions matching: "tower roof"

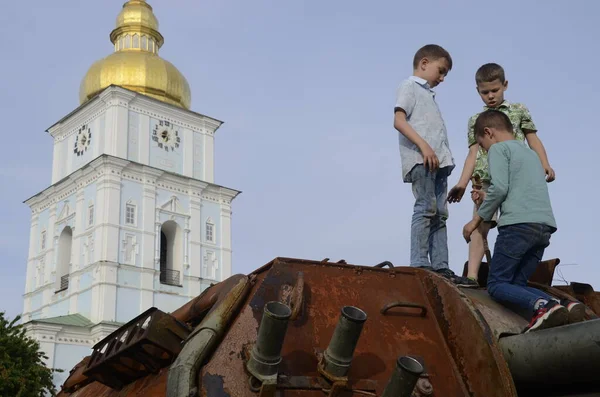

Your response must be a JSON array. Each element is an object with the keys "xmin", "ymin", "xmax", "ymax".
[{"xmin": 79, "ymin": 0, "xmax": 191, "ymax": 109}]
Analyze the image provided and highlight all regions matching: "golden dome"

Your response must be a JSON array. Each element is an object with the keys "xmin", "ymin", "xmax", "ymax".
[{"xmin": 80, "ymin": 0, "xmax": 191, "ymax": 109}]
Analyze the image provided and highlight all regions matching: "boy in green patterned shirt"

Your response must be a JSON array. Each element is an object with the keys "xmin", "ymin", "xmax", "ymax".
[{"xmin": 447, "ymin": 63, "xmax": 555, "ymax": 287}]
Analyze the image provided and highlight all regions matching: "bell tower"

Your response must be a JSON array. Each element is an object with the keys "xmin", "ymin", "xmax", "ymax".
[{"xmin": 21, "ymin": 0, "xmax": 240, "ymax": 389}]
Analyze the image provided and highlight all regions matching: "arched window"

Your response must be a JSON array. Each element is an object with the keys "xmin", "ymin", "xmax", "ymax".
[
  {"xmin": 132, "ymin": 34, "xmax": 139, "ymax": 48},
  {"xmin": 159, "ymin": 220, "xmax": 182, "ymax": 286},
  {"xmin": 56, "ymin": 226, "xmax": 73, "ymax": 292},
  {"xmin": 141, "ymin": 35, "xmax": 148, "ymax": 51}
]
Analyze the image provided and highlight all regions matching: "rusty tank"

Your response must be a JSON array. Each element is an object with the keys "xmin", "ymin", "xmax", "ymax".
[{"xmin": 56, "ymin": 256, "xmax": 600, "ymax": 397}]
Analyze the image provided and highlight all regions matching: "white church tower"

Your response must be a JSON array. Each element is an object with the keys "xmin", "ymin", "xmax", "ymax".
[{"xmin": 21, "ymin": 0, "xmax": 240, "ymax": 388}]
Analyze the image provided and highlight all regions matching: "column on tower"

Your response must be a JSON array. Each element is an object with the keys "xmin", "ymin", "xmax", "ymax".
[
  {"xmin": 188, "ymin": 192, "xmax": 202, "ymax": 297},
  {"xmin": 220, "ymin": 203, "xmax": 233, "ymax": 280},
  {"xmin": 22, "ymin": 211, "xmax": 40, "ymax": 321},
  {"xmin": 140, "ymin": 169, "xmax": 161, "ymax": 313},
  {"xmin": 42, "ymin": 206, "xmax": 58, "ymax": 318},
  {"xmin": 90, "ymin": 161, "xmax": 123, "ymax": 323},
  {"xmin": 68, "ymin": 188, "xmax": 86, "ymax": 314},
  {"xmin": 203, "ymin": 128, "xmax": 215, "ymax": 183}
]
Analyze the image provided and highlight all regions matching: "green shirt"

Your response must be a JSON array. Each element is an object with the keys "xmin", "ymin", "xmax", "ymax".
[
  {"xmin": 468, "ymin": 101, "xmax": 537, "ymax": 182},
  {"xmin": 478, "ymin": 140, "xmax": 556, "ymax": 229}
]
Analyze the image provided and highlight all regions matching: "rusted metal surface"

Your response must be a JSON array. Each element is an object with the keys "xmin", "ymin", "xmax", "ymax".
[
  {"xmin": 166, "ymin": 275, "xmax": 253, "ymax": 397},
  {"xmin": 57, "ymin": 256, "xmax": 600, "ymax": 397},
  {"xmin": 83, "ymin": 307, "xmax": 191, "ymax": 390},
  {"xmin": 570, "ymin": 282, "xmax": 600, "ymax": 316},
  {"xmin": 278, "ymin": 272, "xmax": 304, "ymax": 321},
  {"xmin": 529, "ymin": 258, "xmax": 560, "ymax": 286},
  {"xmin": 171, "ymin": 274, "xmax": 248, "ymax": 326},
  {"xmin": 199, "ymin": 257, "xmax": 517, "ymax": 396},
  {"xmin": 61, "ymin": 369, "xmax": 170, "ymax": 397},
  {"xmin": 60, "ymin": 356, "xmax": 93, "ymax": 394},
  {"xmin": 381, "ymin": 301, "xmax": 428, "ymax": 317},
  {"xmin": 420, "ymin": 271, "xmax": 517, "ymax": 396},
  {"xmin": 461, "ymin": 289, "xmax": 528, "ymax": 338}
]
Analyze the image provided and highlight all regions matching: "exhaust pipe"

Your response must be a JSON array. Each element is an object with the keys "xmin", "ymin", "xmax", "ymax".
[
  {"xmin": 499, "ymin": 319, "xmax": 600, "ymax": 386},
  {"xmin": 322, "ymin": 306, "xmax": 367, "ymax": 378},
  {"xmin": 246, "ymin": 301, "xmax": 292, "ymax": 381},
  {"xmin": 382, "ymin": 356, "xmax": 424, "ymax": 397}
]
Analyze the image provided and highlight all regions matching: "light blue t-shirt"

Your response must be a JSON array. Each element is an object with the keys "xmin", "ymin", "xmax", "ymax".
[
  {"xmin": 394, "ymin": 76, "xmax": 454, "ymax": 182},
  {"xmin": 478, "ymin": 139, "xmax": 557, "ymax": 229}
]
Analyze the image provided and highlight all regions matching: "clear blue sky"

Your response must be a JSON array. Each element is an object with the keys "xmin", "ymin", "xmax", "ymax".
[{"xmin": 1, "ymin": 0, "xmax": 598, "ymax": 320}]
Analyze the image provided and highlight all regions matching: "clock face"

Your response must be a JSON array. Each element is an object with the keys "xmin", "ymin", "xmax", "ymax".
[
  {"xmin": 152, "ymin": 120, "xmax": 180, "ymax": 153},
  {"xmin": 74, "ymin": 124, "xmax": 91, "ymax": 156}
]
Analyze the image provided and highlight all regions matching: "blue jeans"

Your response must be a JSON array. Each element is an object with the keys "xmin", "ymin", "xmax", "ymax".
[
  {"xmin": 487, "ymin": 223, "xmax": 557, "ymax": 312},
  {"xmin": 410, "ymin": 165, "xmax": 449, "ymax": 270}
]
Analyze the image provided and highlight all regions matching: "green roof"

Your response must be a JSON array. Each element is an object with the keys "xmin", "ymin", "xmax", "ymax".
[{"xmin": 32, "ymin": 314, "xmax": 93, "ymax": 327}]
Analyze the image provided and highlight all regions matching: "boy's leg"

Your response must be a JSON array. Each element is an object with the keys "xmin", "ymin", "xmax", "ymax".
[
  {"xmin": 429, "ymin": 166, "xmax": 449, "ymax": 270},
  {"xmin": 487, "ymin": 223, "xmax": 568, "ymax": 332},
  {"xmin": 467, "ymin": 221, "xmax": 490, "ymax": 280},
  {"xmin": 487, "ymin": 224, "xmax": 555, "ymax": 310},
  {"xmin": 410, "ymin": 165, "xmax": 437, "ymax": 268},
  {"xmin": 510, "ymin": 225, "xmax": 554, "ymax": 299},
  {"xmin": 508, "ymin": 224, "xmax": 571, "ymax": 331},
  {"xmin": 467, "ymin": 183, "xmax": 496, "ymax": 280},
  {"xmin": 514, "ymin": 248, "xmax": 587, "ymax": 324}
]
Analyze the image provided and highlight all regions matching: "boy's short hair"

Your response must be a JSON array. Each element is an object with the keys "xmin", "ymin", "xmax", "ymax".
[
  {"xmin": 474, "ymin": 110, "xmax": 513, "ymax": 137},
  {"xmin": 413, "ymin": 44, "xmax": 453, "ymax": 71},
  {"xmin": 475, "ymin": 63, "xmax": 506, "ymax": 85}
]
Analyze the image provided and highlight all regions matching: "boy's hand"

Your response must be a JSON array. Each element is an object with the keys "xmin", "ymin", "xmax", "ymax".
[
  {"xmin": 419, "ymin": 144, "xmax": 439, "ymax": 171},
  {"xmin": 545, "ymin": 166, "xmax": 556, "ymax": 183},
  {"xmin": 471, "ymin": 188, "xmax": 486, "ymax": 206},
  {"xmin": 463, "ymin": 220, "xmax": 479, "ymax": 243},
  {"xmin": 447, "ymin": 185, "xmax": 466, "ymax": 203}
]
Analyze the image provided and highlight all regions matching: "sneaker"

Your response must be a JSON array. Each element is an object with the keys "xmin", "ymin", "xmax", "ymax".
[
  {"xmin": 524, "ymin": 300, "xmax": 569, "ymax": 333},
  {"xmin": 434, "ymin": 268, "xmax": 457, "ymax": 280},
  {"xmin": 455, "ymin": 276, "xmax": 479, "ymax": 288},
  {"xmin": 560, "ymin": 299, "xmax": 586, "ymax": 324}
]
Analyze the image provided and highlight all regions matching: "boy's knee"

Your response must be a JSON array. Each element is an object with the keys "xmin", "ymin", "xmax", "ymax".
[
  {"xmin": 487, "ymin": 281, "xmax": 499, "ymax": 298},
  {"xmin": 414, "ymin": 197, "xmax": 437, "ymax": 218}
]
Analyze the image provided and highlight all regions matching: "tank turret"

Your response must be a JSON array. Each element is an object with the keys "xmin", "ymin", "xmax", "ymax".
[{"xmin": 58, "ymin": 257, "xmax": 600, "ymax": 397}]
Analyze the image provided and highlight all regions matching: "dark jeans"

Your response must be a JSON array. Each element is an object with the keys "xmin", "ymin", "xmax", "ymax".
[
  {"xmin": 487, "ymin": 223, "xmax": 556, "ymax": 312},
  {"xmin": 409, "ymin": 165, "xmax": 450, "ymax": 270}
]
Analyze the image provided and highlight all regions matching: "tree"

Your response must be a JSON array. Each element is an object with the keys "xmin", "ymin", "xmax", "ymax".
[{"xmin": 0, "ymin": 312, "xmax": 58, "ymax": 397}]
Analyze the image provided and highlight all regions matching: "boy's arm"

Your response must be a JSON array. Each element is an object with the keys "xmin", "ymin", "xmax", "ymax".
[
  {"xmin": 477, "ymin": 145, "xmax": 509, "ymax": 221},
  {"xmin": 525, "ymin": 131, "xmax": 555, "ymax": 182},
  {"xmin": 394, "ymin": 111, "xmax": 439, "ymax": 171},
  {"xmin": 448, "ymin": 144, "xmax": 478, "ymax": 203},
  {"xmin": 519, "ymin": 104, "xmax": 555, "ymax": 182}
]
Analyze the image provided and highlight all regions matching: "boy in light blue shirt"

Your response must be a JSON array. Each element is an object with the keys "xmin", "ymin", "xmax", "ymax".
[
  {"xmin": 394, "ymin": 44, "xmax": 467, "ymax": 285},
  {"xmin": 463, "ymin": 110, "xmax": 584, "ymax": 332}
]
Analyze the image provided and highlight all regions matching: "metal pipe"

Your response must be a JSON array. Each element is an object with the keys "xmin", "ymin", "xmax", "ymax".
[
  {"xmin": 381, "ymin": 356, "xmax": 424, "ymax": 397},
  {"xmin": 166, "ymin": 276, "xmax": 251, "ymax": 397},
  {"xmin": 246, "ymin": 301, "xmax": 292, "ymax": 380},
  {"xmin": 323, "ymin": 306, "xmax": 367, "ymax": 377},
  {"xmin": 499, "ymin": 319, "xmax": 600, "ymax": 386}
]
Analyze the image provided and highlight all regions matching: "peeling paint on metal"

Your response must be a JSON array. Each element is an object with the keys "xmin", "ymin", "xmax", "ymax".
[{"xmin": 202, "ymin": 374, "xmax": 230, "ymax": 397}]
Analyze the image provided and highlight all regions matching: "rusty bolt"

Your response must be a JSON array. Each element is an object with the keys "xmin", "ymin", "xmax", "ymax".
[{"xmin": 416, "ymin": 378, "xmax": 433, "ymax": 396}]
